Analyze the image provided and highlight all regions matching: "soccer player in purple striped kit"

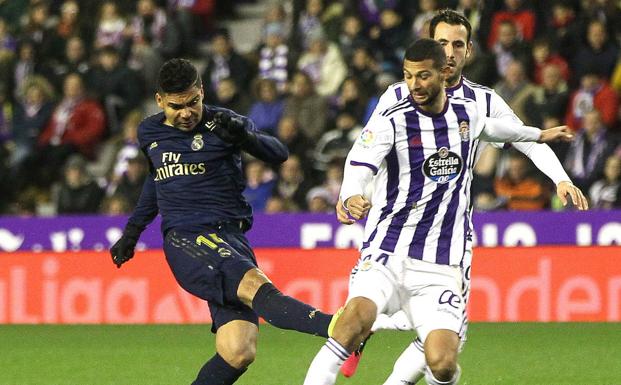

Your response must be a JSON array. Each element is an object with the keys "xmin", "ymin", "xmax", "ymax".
[
  {"xmin": 109, "ymin": 59, "xmax": 336, "ymax": 385},
  {"xmin": 302, "ymin": 38, "xmax": 576, "ymax": 385},
  {"xmin": 336, "ymin": 10, "xmax": 589, "ymax": 384}
]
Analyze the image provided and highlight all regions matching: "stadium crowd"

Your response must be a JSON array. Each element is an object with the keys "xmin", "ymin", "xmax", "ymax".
[{"xmin": 1, "ymin": 0, "xmax": 620, "ymax": 216}]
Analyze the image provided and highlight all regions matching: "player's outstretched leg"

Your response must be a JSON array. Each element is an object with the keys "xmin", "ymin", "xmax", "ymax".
[
  {"xmin": 192, "ymin": 353, "xmax": 246, "ymax": 385},
  {"xmin": 423, "ymin": 330, "xmax": 460, "ymax": 385},
  {"xmin": 382, "ymin": 337, "xmax": 426, "ymax": 385},
  {"xmin": 238, "ymin": 269, "xmax": 333, "ymax": 337}
]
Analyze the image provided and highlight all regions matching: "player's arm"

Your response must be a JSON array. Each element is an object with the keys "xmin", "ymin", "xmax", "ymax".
[
  {"xmin": 480, "ymin": 118, "xmax": 573, "ymax": 144},
  {"xmin": 110, "ymin": 152, "xmax": 159, "ymax": 268},
  {"xmin": 512, "ymin": 142, "xmax": 588, "ymax": 210},
  {"xmin": 212, "ymin": 110, "xmax": 288, "ymax": 164},
  {"xmin": 339, "ymin": 114, "xmax": 394, "ymax": 220}
]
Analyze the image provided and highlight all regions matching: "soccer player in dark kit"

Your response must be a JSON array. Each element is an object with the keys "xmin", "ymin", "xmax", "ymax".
[{"xmin": 110, "ymin": 58, "xmax": 335, "ymax": 385}]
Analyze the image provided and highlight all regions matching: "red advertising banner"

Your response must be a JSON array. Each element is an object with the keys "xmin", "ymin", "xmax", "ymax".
[{"xmin": 0, "ymin": 247, "xmax": 619, "ymax": 323}]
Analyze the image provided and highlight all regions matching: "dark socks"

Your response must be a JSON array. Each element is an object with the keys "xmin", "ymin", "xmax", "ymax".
[
  {"xmin": 251, "ymin": 283, "xmax": 331, "ymax": 337},
  {"xmin": 192, "ymin": 353, "xmax": 246, "ymax": 385}
]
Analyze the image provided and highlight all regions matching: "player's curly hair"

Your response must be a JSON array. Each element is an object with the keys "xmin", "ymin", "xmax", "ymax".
[
  {"xmin": 157, "ymin": 58, "xmax": 202, "ymax": 94},
  {"xmin": 404, "ymin": 38, "xmax": 447, "ymax": 69},
  {"xmin": 429, "ymin": 9, "xmax": 472, "ymax": 42}
]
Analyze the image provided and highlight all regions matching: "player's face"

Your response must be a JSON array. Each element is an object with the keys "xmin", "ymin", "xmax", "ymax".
[
  {"xmin": 156, "ymin": 85, "xmax": 204, "ymax": 131},
  {"xmin": 404, "ymin": 59, "xmax": 446, "ymax": 107},
  {"xmin": 432, "ymin": 22, "xmax": 472, "ymax": 86}
]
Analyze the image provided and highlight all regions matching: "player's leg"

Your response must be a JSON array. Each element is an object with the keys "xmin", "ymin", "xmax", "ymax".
[
  {"xmin": 304, "ymin": 257, "xmax": 399, "ymax": 385},
  {"xmin": 382, "ymin": 337, "xmax": 427, "ymax": 385},
  {"xmin": 303, "ymin": 296, "xmax": 377, "ymax": 385},
  {"xmin": 192, "ymin": 320, "xmax": 258, "ymax": 385},
  {"xmin": 405, "ymin": 259, "xmax": 464, "ymax": 385}
]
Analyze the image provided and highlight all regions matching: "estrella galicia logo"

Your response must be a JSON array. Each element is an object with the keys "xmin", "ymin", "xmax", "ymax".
[
  {"xmin": 422, "ymin": 146, "xmax": 463, "ymax": 184},
  {"xmin": 438, "ymin": 289, "xmax": 462, "ymax": 309}
]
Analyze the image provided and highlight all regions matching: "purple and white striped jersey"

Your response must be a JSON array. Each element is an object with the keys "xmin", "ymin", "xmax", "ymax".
[{"xmin": 340, "ymin": 92, "xmax": 542, "ymax": 266}]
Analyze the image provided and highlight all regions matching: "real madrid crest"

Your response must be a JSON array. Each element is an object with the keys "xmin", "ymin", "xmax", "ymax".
[
  {"xmin": 191, "ymin": 133, "xmax": 204, "ymax": 151},
  {"xmin": 459, "ymin": 120, "xmax": 470, "ymax": 142}
]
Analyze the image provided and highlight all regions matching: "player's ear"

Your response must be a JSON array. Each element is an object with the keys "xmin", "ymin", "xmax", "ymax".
[
  {"xmin": 465, "ymin": 41, "xmax": 473, "ymax": 60},
  {"xmin": 155, "ymin": 92, "xmax": 164, "ymax": 109}
]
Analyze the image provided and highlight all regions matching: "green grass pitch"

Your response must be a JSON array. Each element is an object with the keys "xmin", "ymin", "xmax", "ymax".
[{"xmin": 2, "ymin": 323, "xmax": 620, "ymax": 385}]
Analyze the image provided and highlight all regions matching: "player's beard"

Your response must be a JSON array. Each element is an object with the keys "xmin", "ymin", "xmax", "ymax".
[{"xmin": 415, "ymin": 83, "xmax": 442, "ymax": 106}]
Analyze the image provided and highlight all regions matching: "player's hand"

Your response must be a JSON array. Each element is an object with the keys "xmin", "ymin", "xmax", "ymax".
[
  {"xmin": 344, "ymin": 195, "xmax": 371, "ymax": 220},
  {"xmin": 556, "ymin": 181, "xmax": 589, "ymax": 210},
  {"xmin": 538, "ymin": 125, "xmax": 574, "ymax": 143},
  {"xmin": 336, "ymin": 198, "xmax": 355, "ymax": 224},
  {"xmin": 212, "ymin": 111, "xmax": 248, "ymax": 145},
  {"xmin": 110, "ymin": 223, "xmax": 143, "ymax": 268}
]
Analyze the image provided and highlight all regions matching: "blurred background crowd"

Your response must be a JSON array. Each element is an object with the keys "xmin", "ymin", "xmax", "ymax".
[{"xmin": 0, "ymin": 0, "xmax": 620, "ymax": 217}]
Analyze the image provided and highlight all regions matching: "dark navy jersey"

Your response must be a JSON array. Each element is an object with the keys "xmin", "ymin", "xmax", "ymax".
[{"xmin": 127, "ymin": 104, "xmax": 288, "ymax": 234}]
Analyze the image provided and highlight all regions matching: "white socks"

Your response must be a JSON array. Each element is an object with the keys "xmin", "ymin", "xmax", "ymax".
[
  {"xmin": 303, "ymin": 338, "xmax": 350, "ymax": 385},
  {"xmin": 382, "ymin": 338, "xmax": 426, "ymax": 385},
  {"xmin": 371, "ymin": 310, "xmax": 413, "ymax": 332},
  {"xmin": 424, "ymin": 364, "xmax": 461, "ymax": 385}
]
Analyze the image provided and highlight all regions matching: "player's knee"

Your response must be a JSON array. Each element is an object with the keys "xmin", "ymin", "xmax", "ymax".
[
  {"xmin": 425, "ymin": 349, "xmax": 458, "ymax": 382},
  {"xmin": 333, "ymin": 298, "xmax": 376, "ymax": 349},
  {"xmin": 220, "ymin": 344, "xmax": 256, "ymax": 369}
]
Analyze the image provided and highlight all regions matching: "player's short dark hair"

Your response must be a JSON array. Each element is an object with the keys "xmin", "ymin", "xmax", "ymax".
[
  {"xmin": 429, "ymin": 9, "xmax": 472, "ymax": 42},
  {"xmin": 404, "ymin": 38, "xmax": 447, "ymax": 69},
  {"xmin": 157, "ymin": 58, "xmax": 201, "ymax": 94}
]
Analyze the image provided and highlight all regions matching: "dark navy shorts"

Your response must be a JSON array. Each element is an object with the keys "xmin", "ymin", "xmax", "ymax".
[{"xmin": 163, "ymin": 223, "xmax": 259, "ymax": 332}]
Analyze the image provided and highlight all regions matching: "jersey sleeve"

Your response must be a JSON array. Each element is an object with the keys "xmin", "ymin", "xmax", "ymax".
[
  {"xmin": 512, "ymin": 142, "xmax": 571, "ymax": 185},
  {"xmin": 367, "ymin": 84, "xmax": 404, "ymax": 122},
  {"xmin": 489, "ymin": 91, "xmax": 523, "ymax": 124},
  {"xmin": 339, "ymin": 113, "xmax": 394, "ymax": 201}
]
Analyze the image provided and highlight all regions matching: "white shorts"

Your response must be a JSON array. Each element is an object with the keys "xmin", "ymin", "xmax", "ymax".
[{"xmin": 348, "ymin": 252, "xmax": 465, "ymax": 343}]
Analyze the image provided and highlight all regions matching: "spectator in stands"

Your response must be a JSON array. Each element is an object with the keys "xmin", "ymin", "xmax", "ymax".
[
  {"xmin": 213, "ymin": 77, "xmax": 251, "ymax": 115},
  {"xmin": 337, "ymin": 14, "xmax": 367, "ymax": 61},
  {"xmin": 546, "ymin": 1, "xmax": 581, "ymax": 61},
  {"xmin": 527, "ymin": 63, "xmax": 569, "ymax": 128},
  {"xmin": 305, "ymin": 186, "xmax": 333, "ymax": 213},
  {"xmin": 564, "ymin": 109, "xmax": 617, "ymax": 191},
  {"xmin": 273, "ymin": 154, "xmax": 314, "ymax": 210},
  {"xmin": 55, "ymin": 0, "xmax": 91, "ymax": 46},
  {"xmin": 297, "ymin": 27, "xmax": 347, "ymax": 97},
  {"xmin": 257, "ymin": 22, "xmax": 291, "ymax": 93},
  {"xmin": 589, "ymin": 155, "xmax": 621, "ymax": 209},
  {"xmin": 89, "ymin": 46, "xmax": 143, "ymax": 135},
  {"xmin": 456, "ymin": 0, "xmax": 481, "ymax": 37},
  {"xmin": 329, "ymin": 76, "xmax": 368, "ymax": 125},
  {"xmin": 573, "ymin": 20, "xmax": 619, "ymax": 81},
  {"xmin": 44, "ymin": 36, "xmax": 91, "ymax": 92},
  {"xmin": 20, "ymin": 1, "xmax": 56, "ymax": 61},
  {"xmin": 322, "ymin": 159, "xmax": 344, "ymax": 205},
  {"xmin": 494, "ymin": 60, "xmax": 539, "ymax": 125},
  {"xmin": 565, "ymin": 70, "xmax": 618, "ymax": 131},
  {"xmin": 530, "ymin": 38, "xmax": 570, "ymax": 85},
  {"xmin": 314, "ymin": 111, "xmax": 361, "ymax": 172},
  {"xmin": 10, "ymin": 76, "xmax": 55, "ymax": 170},
  {"xmin": 94, "ymin": 1, "xmax": 127, "ymax": 50},
  {"xmin": 487, "ymin": 0, "xmax": 536, "ymax": 49},
  {"xmin": 348, "ymin": 46, "xmax": 380, "ymax": 98},
  {"xmin": 88, "ymin": 109, "xmax": 142, "ymax": 183},
  {"xmin": 248, "ymin": 78, "xmax": 284, "ymax": 136},
  {"xmin": 100, "ymin": 193, "xmax": 131, "ymax": 215},
  {"xmin": 412, "ymin": 0, "xmax": 438, "ymax": 38},
  {"xmin": 125, "ymin": 0, "xmax": 181, "ymax": 92},
  {"xmin": 108, "ymin": 154, "xmax": 147, "ymax": 208},
  {"xmin": 264, "ymin": 195, "xmax": 297, "ymax": 213},
  {"xmin": 284, "ymin": 70, "xmax": 327, "ymax": 141},
  {"xmin": 13, "ymin": 40, "xmax": 38, "ymax": 99},
  {"xmin": 276, "ymin": 115, "xmax": 311, "ymax": 165},
  {"xmin": 201, "ymin": 28, "xmax": 251, "ymax": 105},
  {"xmin": 494, "ymin": 151, "xmax": 549, "ymax": 210},
  {"xmin": 297, "ymin": 0, "xmax": 324, "ymax": 49},
  {"xmin": 243, "ymin": 159, "xmax": 276, "ymax": 212},
  {"xmin": 54, "ymin": 154, "xmax": 104, "ymax": 214},
  {"xmin": 462, "ymin": 41, "xmax": 498, "ymax": 87},
  {"xmin": 33, "ymin": 73, "xmax": 105, "ymax": 188},
  {"xmin": 369, "ymin": 8, "xmax": 410, "ymax": 73},
  {"xmin": 491, "ymin": 19, "xmax": 531, "ymax": 78}
]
